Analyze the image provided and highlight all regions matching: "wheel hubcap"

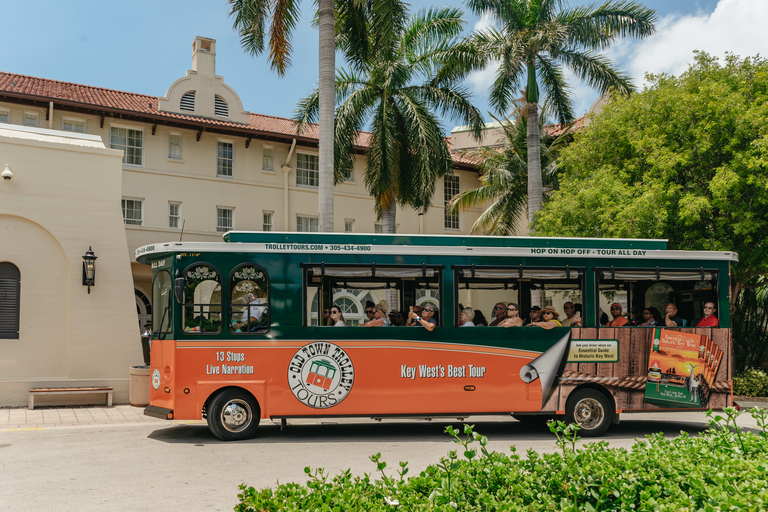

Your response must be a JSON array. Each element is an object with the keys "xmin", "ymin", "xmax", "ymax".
[
  {"xmin": 221, "ymin": 399, "xmax": 252, "ymax": 432},
  {"xmin": 573, "ymin": 397, "xmax": 604, "ymax": 430}
]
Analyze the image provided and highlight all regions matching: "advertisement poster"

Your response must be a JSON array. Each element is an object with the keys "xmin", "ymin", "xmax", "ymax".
[{"xmin": 644, "ymin": 328, "xmax": 709, "ymax": 408}]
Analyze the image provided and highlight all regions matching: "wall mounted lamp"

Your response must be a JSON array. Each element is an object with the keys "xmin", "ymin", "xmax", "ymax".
[
  {"xmin": 2, "ymin": 164, "xmax": 12, "ymax": 180},
  {"xmin": 82, "ymin": 246, "xmax": 98, "ymax": 293}
]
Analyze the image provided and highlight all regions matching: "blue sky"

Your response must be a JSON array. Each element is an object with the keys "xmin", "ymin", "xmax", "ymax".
[{"xmin": 3, "ymin": 0, "xmax": 763, "ymax": 133}]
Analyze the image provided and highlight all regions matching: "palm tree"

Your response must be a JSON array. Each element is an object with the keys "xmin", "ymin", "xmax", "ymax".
[
  {"xmin": 229, "ymin": 0, "xmax": 336, "ymax": 232},
  {"xmin": 296, "ymin": 7, "xmax": 484, "ymax": 233},
  {"xmin": 463, "ymin": 0, "xmax": 656, "ymax": 228},
  {"xmin": 447, "ymin": 111, "xmax": 571, "ymax": 235}
]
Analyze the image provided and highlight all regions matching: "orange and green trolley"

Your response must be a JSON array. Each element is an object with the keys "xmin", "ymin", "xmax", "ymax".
[{"xmin": 137, "ymin": 232, "xmax": 737, "ymax": 440}]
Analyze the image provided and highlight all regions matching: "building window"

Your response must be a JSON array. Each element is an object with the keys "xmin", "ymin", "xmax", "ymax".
[
  {"xmin": 374, "ymin": 223, "xmax": 383, "ymax": 233},
  {"xmin": 214, "ymin": 95, "xmax": 229, "ymax": 117},
  {"xmin": 217, "ymin": 207, "xmax": 234, "ymax": 232},
  {"xmin": 122, "ymin": 199, "xmax": 143, "ymax": 225},
  {"xmin": 296, "ymin": 153, "xmax": 319, "ymax": 187},
  {"xmin": 23, "ymin": 112, "xmax": 39, "ymax": 127},
  {"xmin": 297, "ymin": 216, "xmax": 318, "ymax": 232},
  {"xmin": 111, "ymin": 127, "xmax": 143, "ymax": 166},
  {"xmin": 169, "ymin": 202, "xmax": 181, "ymax": 228},
  {"xmin": 263, "ymin": 211, "xmax": 273, "ymax": 232},
  {"xmin": 169, "ymin": 133, "xmax": 182, "ymax": 160},
  {"xmin": 217, "ymin": 141, "xmax": 234, "ymax": 177},
  {"xmin": 263, "ymin": 146, "xmax": 273, "ymax": 171},
  {"xmin": 0, "ymin": 262, "xmax": 21, "ymax": 339},
  {"xmin": 180, "ymin": 91, "xmax": 195, "ymax": 112},
  {"xmin": 62, "ymin": 118, "xmax": 86, "ymax": 133},
  {"xmin": 0, "ymin": 108, "xmax": 9, "ymax": 123},
  {"xmin": 444, "ymin": 175, "xmax": 460, "ymax": 230},
  {"xmin": 345, "ymin": 219, "xmax": 355, "ymax": 233}
]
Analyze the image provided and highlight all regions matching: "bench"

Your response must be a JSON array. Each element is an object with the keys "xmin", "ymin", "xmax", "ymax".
[{"xmin": 28, "ymin": 387, "xmax": 113, "ymax": 410}]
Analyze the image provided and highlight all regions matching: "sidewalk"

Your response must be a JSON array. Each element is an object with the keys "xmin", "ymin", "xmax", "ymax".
[{"xmin": 0, "ymin": 404, "xmax": 204, "ymax": 431}]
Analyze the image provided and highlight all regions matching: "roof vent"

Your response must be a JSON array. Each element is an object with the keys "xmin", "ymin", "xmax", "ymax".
[
  {"xmin": 180, "ymin": 91, "xmax": 195, "ymax": 112},
  {"xmin": 214, "ymin": 95, "xmax": 228, "ymax": 117}
]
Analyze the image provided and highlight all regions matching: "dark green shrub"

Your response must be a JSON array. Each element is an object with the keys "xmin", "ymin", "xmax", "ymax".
[
  {"xmin": 734, "ymin": 369, "xmax": 768, "ymax": 397},
  {"xmin": 236, "ymin": 408, "xmax": 768, "ymax": 511}
]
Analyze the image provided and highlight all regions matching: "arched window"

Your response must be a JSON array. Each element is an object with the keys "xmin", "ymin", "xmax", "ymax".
[
  {"xmin": 214, "ymin": 95, "xmax": 229, "ymax": 117},
  {"xmin": 180, "ymin": 91, "xmax": 195, "ymax": 112},
  {"xmin": 0, "ymin": 262, "xmax": 21, "ymax": 339},
  {"xmin": 182, "ymin": 264, "xmax": 222, "ymax": 333},
  {"xmin": 229, "ymin": 264, "xmax": 269, "ymax": 334}
]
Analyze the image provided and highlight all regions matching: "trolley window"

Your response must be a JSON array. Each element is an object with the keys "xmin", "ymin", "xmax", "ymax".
[
  {"xmin": 181, "ymin": 263, "xmax": 222, "ymax": 333},
  {"xmin": 229, "ymin": 264, "xmax": 270, "ymax": 334},
  {"xmin": 303, "ymin": 263, "xmax": 443, "ymax": 326},
  {"xmin": 454, "ymin": 266, "xmax": 584, "ymax": 326},
  {"xmin": 151, "ymin": 270, "xmax": 172, "ymax": 334}
]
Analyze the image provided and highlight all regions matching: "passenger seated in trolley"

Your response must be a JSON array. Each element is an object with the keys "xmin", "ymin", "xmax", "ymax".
[
  {"xmin": 528, "ymin": 306, "xmax": 562, "ymax": 329},
  {"xmin": 232, "ymin": 292, "xmax": 267, "ymax": 332},
  {"xmin": 497, "ymin": 303, "xmax": 523, "ymax": 327},
  {"xmin": 365, "ymin": 300, "xmax": 391, "ymax": 327}
]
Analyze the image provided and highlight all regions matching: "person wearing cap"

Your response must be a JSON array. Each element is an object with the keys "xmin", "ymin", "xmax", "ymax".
[
  {"xmin": 607, "ymin": 303, "xmax": 629, "ymax": 327},
  {"xmin": 529, "ymin": 306, "xmax": 562, "ymax": 329},
  {"xmin": 523, "ymin": 305, "xmax": 542, "ymax": 326}
]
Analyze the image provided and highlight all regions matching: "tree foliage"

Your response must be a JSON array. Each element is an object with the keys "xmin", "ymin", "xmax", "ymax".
[{"xmin": 535, "ymin": 52, "xmax": 768, "ymax": 301}]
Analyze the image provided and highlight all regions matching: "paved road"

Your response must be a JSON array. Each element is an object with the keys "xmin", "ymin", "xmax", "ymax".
[{"xmin": 0, "ymin": 410, "xmax": 763, "ymax": 512}]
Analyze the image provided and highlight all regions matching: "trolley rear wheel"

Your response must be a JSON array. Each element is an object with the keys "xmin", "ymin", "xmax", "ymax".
[
  {"xmin": 207, "ymin": 388, "xmax": 260, "ymax": 441},
  {"xmin": 565, "ymin": 388, "xmax": 613, "ymax": 437}
]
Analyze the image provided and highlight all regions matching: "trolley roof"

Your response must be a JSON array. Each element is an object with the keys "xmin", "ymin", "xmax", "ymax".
[{"xmin": 135, "ymin": 232, "xmax": 738, "ymax": 265}]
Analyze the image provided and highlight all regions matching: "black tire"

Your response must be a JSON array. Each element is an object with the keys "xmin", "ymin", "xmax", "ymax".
[
  {"xmin": 565, "ymin": 388, "xmax": 613, "ymax": 437},
  {"xmin": 206, "ymin": 388, "xmax": 260, "ymax": 441}
]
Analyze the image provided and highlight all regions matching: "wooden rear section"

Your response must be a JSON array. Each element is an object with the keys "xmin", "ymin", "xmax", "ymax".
[{"xmin": 545, "ymin": 327, "xmax": 731, "ymax": 412}]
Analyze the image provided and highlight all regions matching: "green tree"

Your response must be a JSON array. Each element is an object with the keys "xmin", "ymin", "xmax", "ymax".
[
  {"xmin": 535, "ymin": 52, "xmax": 768, "ymax": 307},
  {"xmin": 229, "ymin": 0, "xmax": 336, "ymax": 231},
  {"xmin": 447, "ymin": 112, "xmax": 571, "ymax": 235},
  {"xmin": 296, "ymin": 7, "xmax": 484, "ymax": 232},
  {"xmin": 462, "ymin": 0, "xmax": 656, "ymax": 227}
]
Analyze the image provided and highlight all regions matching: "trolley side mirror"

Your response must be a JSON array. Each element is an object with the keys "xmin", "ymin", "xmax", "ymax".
[{"xmin": 174, "ymin": 277, "xmax": 185, "ymax": 304}]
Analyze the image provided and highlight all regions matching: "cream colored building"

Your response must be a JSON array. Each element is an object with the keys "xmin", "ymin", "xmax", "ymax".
[
  {"xmin": 0, "ymin": 36, "xmax": 486, "ymax": 405},
  {"xmin": 0, "ymin": 125, "xmax": 139, "ymax": 406}
]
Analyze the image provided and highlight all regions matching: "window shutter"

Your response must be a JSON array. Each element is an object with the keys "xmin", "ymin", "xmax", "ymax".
[
  {"xmin": 180, "ymin": 92, "xmax": 195, "ymax": 112},
  {"xmin": 214, "ymin": 96, "xmax": 229, "ymax": 117},
  {"xmin": 0, "ymin": 263, "xmax": 20, "ymax": 339}
]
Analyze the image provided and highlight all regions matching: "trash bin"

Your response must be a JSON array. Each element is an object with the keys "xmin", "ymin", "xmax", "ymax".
[{"xmin": 129, "ymin": 365, "xmax": 151, "ymax": 406}]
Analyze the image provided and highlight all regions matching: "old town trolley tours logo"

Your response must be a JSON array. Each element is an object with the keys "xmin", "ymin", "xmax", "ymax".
[{"xmin": 288, "ymin": 341, "xmax": 355, "ymax": 408}]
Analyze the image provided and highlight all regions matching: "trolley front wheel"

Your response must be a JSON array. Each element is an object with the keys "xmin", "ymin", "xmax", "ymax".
[
  {"xmin": 565, "ymin": 388, "xmax": 613, "ymax": 437},
  {"xmin": 207, "ymin": 388, "xmax": 261, "ymax": 441}
]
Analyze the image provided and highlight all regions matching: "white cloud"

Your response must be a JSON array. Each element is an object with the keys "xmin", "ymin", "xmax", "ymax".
[
  {"xmin": 611, "ymin": 0, "xmax": 768, "ymax": 89},
  {"xmin": 467, "ymin": 0, "xmax": 768, "ymax": 118}
]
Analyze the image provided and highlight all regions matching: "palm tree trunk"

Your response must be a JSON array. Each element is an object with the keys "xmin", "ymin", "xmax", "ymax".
[
  {"xmin": 382, "ymin": 202, "xmax": 397, "ymax": 233},
  {"xmin": 318, "ymin": 0, "xmax": 335, "ymax": 232},
  {"xmin": 526, "ymin": 102, "xmax": 542, "ymax": 231}
]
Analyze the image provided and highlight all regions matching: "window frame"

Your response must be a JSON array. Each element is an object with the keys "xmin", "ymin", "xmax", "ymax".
[
  {"xmin": 121, "ymin": 198, "xmax": 144, "ymax": 226},
  {"xmin": 168, "ymin": 133, "xmax": 183, "ymax": 160},
  {"xmin": 110, "ymin": 125, "xmax": 144, "ymax": 167},
  {"xmin": 344, "ymin": 219, "xmax": 355, "ymax": 233},
  {"xmin": 297, "ymin": 215, "xmax": 319, "ymax": 232},
  {"xmin": 217, "ymin": 206, "xmax": 234, "ymax": 233},
  {"xmin": 262, "ymin": 211, "xmax": 274, "ymax": 232},
  {"xmin": 216, "ymin": 140, "xmax": 234, "ymax": 178},
  {"xmin": 444, "ymin": 175, "xmax": 460, "ymax": 230},
  {"xmin": 296, "ymin": 152, "xmax": 319, "ymax": 187},
  {"xmin": 61, "ymin": 117, "xmax": 86, "ymax": 133},
  {"xmin": 151, "ymin": 270, "xmax": 173, "ymax": 335},
  {"xmin": 0, "ymin": 108, "xmax": 10, "ymax": 123},
  {"xmin": 168, "ymin": 201, "xmax": 181, "ymax": 228},
  {"xmin": 180, "ymin": 262, "xmax": 223, "ymax": 334},
  {"xmin": 262, "ymin": 146, "xmax": 274, "ymax": 172}
]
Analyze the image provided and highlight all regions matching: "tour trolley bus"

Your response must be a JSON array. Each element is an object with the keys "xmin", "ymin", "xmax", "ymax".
[{"xmin": 137, "ymin": 232, "xmax": 737, "ymax": 440}]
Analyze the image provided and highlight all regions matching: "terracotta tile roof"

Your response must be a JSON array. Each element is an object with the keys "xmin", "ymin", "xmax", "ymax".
[
  {"xmin": 546, "ymin": 115, "xmax": 585, "ymax": 137},
  {"xmin": 0, "ymin": 71, "xmax": 471, "ymax": 168}
]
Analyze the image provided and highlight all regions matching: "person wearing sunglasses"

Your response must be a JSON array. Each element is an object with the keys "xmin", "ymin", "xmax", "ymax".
[
  {"xmin": 529, "ymin": 306, "xmax": 562, "ymax": 329},
  {"xmin": 607, "ymin": 303, "xmax": 629, "ymax": 327},
  {"xmin": 489, "ymin": 303, "xmax": 507, "ymax": 326},
  {"xmin": 409, "ymin": 305, "xmax": 437, "ymax": 331},
  {"xmin": 329, "ymin": 306, "xmax": 346, "ymax": 327},
  {"xmin": 365, "ymin": 300, "xmax": 392, "ymax": 327},
  {"xmin": 497, "ymin": 303, "xmax": 523, "ymax": 327},
  {"xmin": 696, "ymin": 302, "xmax": 719, "ymax": 327},
  {"xmin": 560, "ymin": 302, "xmax": 582, "ymax": 327}
]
